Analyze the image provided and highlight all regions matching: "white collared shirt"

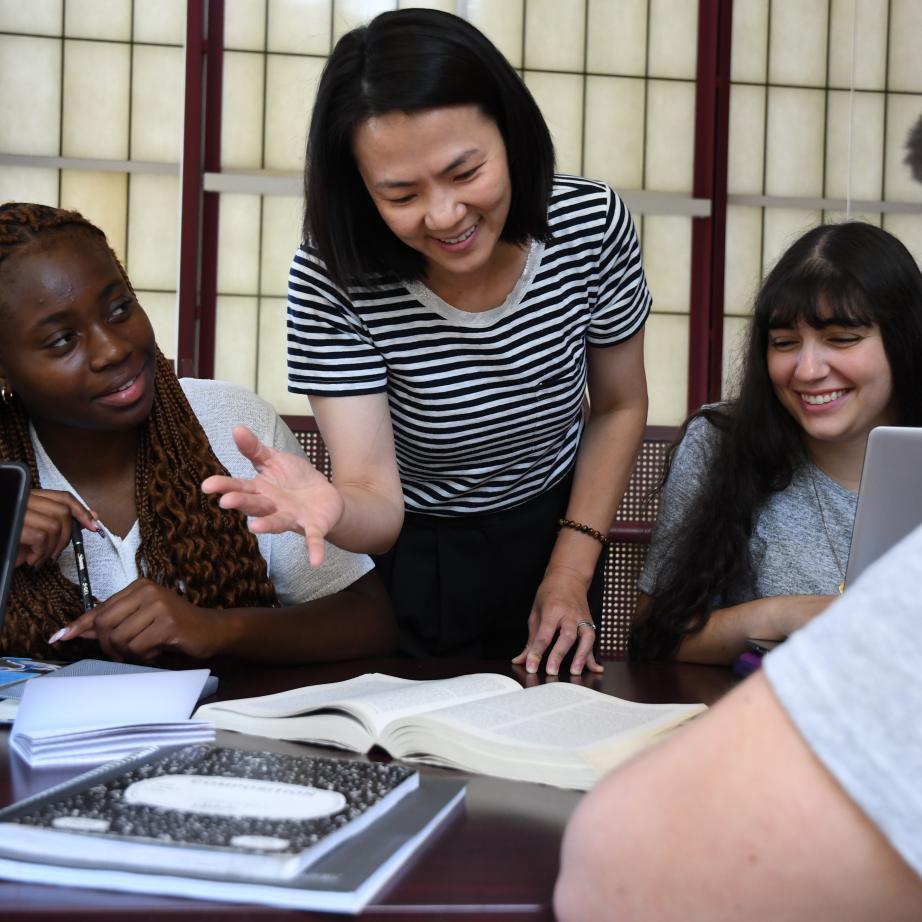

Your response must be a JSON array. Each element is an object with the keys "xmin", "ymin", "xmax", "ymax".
[{"xmin": 32, "ymin": 378, "xmax": 372, "ymax": 605}]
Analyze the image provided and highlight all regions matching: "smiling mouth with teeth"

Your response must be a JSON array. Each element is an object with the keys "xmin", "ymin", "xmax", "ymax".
[
  {"xmin": 800, "ymin": 389, "xmax": 849, "ymax": 405},
  {"xmin": 98, "ymin": 374, "xmax": 141, "ymax": 400},
  {"xmin": 439, "ymin": 224, "xmax": 477, "ymax": 245}
]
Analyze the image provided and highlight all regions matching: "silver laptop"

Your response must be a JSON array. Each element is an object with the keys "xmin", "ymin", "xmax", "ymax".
[
  {"xmin": 844, "ymin": 426, "xmax": 922, "ymax": 588},
  {"xmin": 0, "ymin": 461, "xmax": 30, "ymax": 632}
]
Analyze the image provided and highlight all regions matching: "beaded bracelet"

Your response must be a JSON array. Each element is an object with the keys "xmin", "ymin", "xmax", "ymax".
[{"xmin": 557, "ymin": 517, "xmax": 611, "ymax": 548}]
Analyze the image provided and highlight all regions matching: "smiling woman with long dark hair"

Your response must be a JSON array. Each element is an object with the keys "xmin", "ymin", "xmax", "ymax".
[
  {"xmin": 630, "ymin": 221, "xmax": 922, "ymax": 664},
  {"xmin": 0, "ymin": 202, "xmax": 396, "ymax": 662}
]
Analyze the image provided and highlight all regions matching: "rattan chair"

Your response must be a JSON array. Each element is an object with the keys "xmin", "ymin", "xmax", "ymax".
[
  {"xmin": 284, "ymin": 416, "xmax": 676, "ymax": 659},
  {"xmin": 601, "ymin": 428, "xmax": 675, "ymax": 657}
]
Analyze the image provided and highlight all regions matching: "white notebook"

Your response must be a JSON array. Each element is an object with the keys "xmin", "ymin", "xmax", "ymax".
[{"xmin": 10, "ymin": 669, "xmax": 215, "ymax": 767}]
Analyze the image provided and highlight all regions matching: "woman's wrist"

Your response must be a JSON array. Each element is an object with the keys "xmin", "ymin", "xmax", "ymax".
[
  {"xmin": 557, "ymin": 517, "xmax": 610, "ymax": 549},
  {"xmin": 204, "ymin": 608, "xmax": 247, "ymax": 658},
  {"xmin": 548, "ymin": 523, "xmax": 603, "ymax": 583},
  {"xmin": 542, "ymin": 561, "xmax": 594, "ymax": 594}
]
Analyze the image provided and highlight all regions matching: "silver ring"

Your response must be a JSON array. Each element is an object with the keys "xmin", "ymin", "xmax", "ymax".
[{"xmin": 575, "ymin": 620, "xmax": 596, "ymax": 634}]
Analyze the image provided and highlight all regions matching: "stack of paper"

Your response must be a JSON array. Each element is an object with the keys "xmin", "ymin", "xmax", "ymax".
[
  {"xmin": 11, "ymin": 669, "xmax": 215, "ymax": 767},
  {"xmin": 1, "ymin": 658, "xmax": 219, "ymax": 701}
]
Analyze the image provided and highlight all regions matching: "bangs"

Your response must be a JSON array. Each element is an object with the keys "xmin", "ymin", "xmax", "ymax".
[{"xmin": 765, "ymin": 269, "xmax": 875, "ymax": 330}]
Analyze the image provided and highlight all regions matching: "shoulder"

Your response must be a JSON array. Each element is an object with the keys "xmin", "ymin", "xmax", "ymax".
[
  {"xmin": 656, "ymin": 410, "xmax": 729, "ymax": 509},
  {"xmin": 180, "ymin": 377, "xmax": 276, "ymax": 419},
  {"xmin": 673, "ymin": 408, "xmax": 727, "ymax": 467},
  {"xmin": 549, "ymin": 174, "xmax": 614, "ymax": 219},
  {"xmin": 179, "ymin": 378, "xmax": 282, "ymax": 457},
  {"xmin": 290, "ymin": 243, "xmax": 408, "ymax": 311},
  {"xmin": 548, "ymin": 174, "xmax": 636, "ymax": 244},
  {"xmin": 289, "ymin": 245, "xmax": 349, "ymax": 307}
]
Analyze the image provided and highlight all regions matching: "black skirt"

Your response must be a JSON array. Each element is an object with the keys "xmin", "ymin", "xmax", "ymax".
[{"xmin": 373, "ymin": 470, "xmax": 606, "ymax": 659}]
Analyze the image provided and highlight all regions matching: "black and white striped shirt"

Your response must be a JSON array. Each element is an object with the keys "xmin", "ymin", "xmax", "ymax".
[{"xmin": 287, "ymin": 174, "xmax": 651, "ymax": 516}]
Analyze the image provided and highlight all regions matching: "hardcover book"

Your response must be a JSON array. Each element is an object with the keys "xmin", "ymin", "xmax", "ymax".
[
  {"xmin": 0, "ymin": 744, "xmax": 463, "ymax": 913},
  {"xmin": 0, "ymin": 745, "xmax": 418, "ymax": 882}
]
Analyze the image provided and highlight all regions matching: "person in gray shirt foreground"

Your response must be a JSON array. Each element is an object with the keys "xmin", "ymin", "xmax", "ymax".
[{"xmin": 556, "ymin": 522, "xmax": 922, "ymax": 921}]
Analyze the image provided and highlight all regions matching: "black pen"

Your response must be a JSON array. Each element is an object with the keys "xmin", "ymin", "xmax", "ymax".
[{"xmin": 71, "ymin": 516, "xmax": 94, "ymax": 612}]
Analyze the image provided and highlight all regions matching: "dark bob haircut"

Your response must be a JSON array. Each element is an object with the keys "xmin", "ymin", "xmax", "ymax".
[{"xmin": 303, "ymin": 8, "xmax": 555, "ymax": 289}]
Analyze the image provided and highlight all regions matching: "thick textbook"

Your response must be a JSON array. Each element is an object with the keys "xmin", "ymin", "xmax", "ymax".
[
  {"xmin": 195, "ymin": 673, "xmax": 707, "ymax": 790},
  {"xmin": 0, "ymin": 744, "xmax": 418, "ymax": 883}
]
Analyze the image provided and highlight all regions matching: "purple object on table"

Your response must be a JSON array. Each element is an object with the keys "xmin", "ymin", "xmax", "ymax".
[{"xmin": 732, "ymin": 650, "xmax": 763, "ymax": 678}]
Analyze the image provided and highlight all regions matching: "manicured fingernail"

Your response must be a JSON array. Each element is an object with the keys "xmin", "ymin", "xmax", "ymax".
[{"xmin": 48, "ymin": 628, "xmax": 68, "ymax": 644}]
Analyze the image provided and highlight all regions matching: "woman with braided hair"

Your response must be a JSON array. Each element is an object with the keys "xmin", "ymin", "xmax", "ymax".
[{"xmin": 0, "ymin": 202, "xmax": 396, "ymax": 663}]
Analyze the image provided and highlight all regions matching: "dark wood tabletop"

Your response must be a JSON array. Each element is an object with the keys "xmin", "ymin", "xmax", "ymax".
[{"xmin": 0, "ymin": 657, "xmax": 738, "ymax": 920}]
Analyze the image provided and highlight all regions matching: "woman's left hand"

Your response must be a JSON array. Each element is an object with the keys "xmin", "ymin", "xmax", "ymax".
[
  {"xmin": 49, "ymin": 578, "xmax": 224, "ymax": 662},
  {"xmin": 512, "ymin": 567, "xmax": 604, "ymax": 676}
]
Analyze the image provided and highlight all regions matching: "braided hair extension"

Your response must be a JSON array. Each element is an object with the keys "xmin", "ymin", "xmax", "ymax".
[{"xmin": 0, "ymin": 203, "xmax": 278, "ymax": 658}]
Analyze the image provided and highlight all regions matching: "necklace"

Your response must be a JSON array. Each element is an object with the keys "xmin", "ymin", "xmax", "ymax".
[{"xmin": 809, "ymin": 468, "xmax": 846, "ymax": 594}]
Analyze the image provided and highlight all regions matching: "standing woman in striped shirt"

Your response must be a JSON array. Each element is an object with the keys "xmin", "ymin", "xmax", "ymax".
[{"xmin": 205, "ymin": 9, "xmax": 651, "ymax": 674}]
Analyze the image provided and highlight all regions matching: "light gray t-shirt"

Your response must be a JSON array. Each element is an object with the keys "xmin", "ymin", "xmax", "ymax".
[
  {"xmin": 638, "ymin": 416, "xmax": 857, "ymax": 603},
  {"xmin": 32, "ymin": 377, "xmax": 373, "ymax": 605},
  {"xmin": 765, "ymin": 522, "xmax": 922, "ymax": 877}
]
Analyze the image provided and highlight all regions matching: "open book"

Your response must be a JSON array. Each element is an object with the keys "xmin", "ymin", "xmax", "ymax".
[{"xmin": 195, "ymin": 674, "xmax": 707, "ymax": 790}]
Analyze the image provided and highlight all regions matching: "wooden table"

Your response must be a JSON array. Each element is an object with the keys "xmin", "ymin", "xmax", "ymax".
[{"xmin": 0, "ymin": 658, "xmax": 737, "ymax": 920}]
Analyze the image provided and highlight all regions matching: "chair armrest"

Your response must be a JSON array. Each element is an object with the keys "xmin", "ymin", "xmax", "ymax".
[{"xmin": 608, "ymin": 522, "xmax": 654, "ymax": 545}]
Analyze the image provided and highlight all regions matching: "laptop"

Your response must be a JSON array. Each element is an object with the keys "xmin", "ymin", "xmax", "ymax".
[
  {"xmin": 844, "ymin": 426, "xmax": 922, "ymax": 588},
  {"xmin": 0, "ymin": 461, "xmax": 30, "ymax": 633}
]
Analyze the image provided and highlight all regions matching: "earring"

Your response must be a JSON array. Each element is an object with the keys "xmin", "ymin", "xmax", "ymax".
[{"xmin": 0, "ymin": 383, "xmax": 11, "ymax": 403}]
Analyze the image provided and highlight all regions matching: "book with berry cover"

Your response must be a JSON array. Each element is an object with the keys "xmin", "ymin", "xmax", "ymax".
[
  {"xmin": 0, "ymin": 746, "xmax": 464, "ymax": 914},
  {"xmin": 194, "ymin": 673, "xmax": 707, "ymax": 790}
]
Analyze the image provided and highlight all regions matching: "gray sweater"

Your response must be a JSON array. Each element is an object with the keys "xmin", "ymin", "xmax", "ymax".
[{"xmin": 638, "ymin": 416, "xmax": 857, "ymax": 603}]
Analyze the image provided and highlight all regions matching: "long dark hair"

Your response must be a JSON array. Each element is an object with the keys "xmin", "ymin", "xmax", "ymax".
[
  {"xmin": 0, "ymin": 203, "xmax": 279, "ymax": 658},
  {"xmin": 630, "ymin": 222, "xmax": 922, "ymax": 660},
  {"xmin": 304, "ymin": 8, "xmax": 555, "ymax": 289}
]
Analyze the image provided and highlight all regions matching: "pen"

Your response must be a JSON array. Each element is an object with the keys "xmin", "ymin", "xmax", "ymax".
[{"xmin": 71, "ymin": 517, "xmax": 94, "ymax": 612}]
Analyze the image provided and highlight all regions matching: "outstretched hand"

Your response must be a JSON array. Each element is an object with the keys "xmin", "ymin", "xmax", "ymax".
[
  {"xmin": 201, "ymin": 425, "xmax": 345, "ymax": 567},
  {"xmin": 512, "ymin": 568, "xmax": 604, "ymax": 676}
]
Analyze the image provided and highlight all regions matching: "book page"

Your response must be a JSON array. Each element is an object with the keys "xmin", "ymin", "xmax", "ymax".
[
  {"xmin": 351, "ymin": 674, "xmax": 522, "ymax": 736},
  {"xmin": 199, "ymin": 674, "xmax": 413, "ymax": 721},
  {"xmin": 404, "ymin": 682, "xmax": 705, "ymax": 751},
  {"xmin": 198, "ymin": 673, "xmax": 521, "ymax": 739}
]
